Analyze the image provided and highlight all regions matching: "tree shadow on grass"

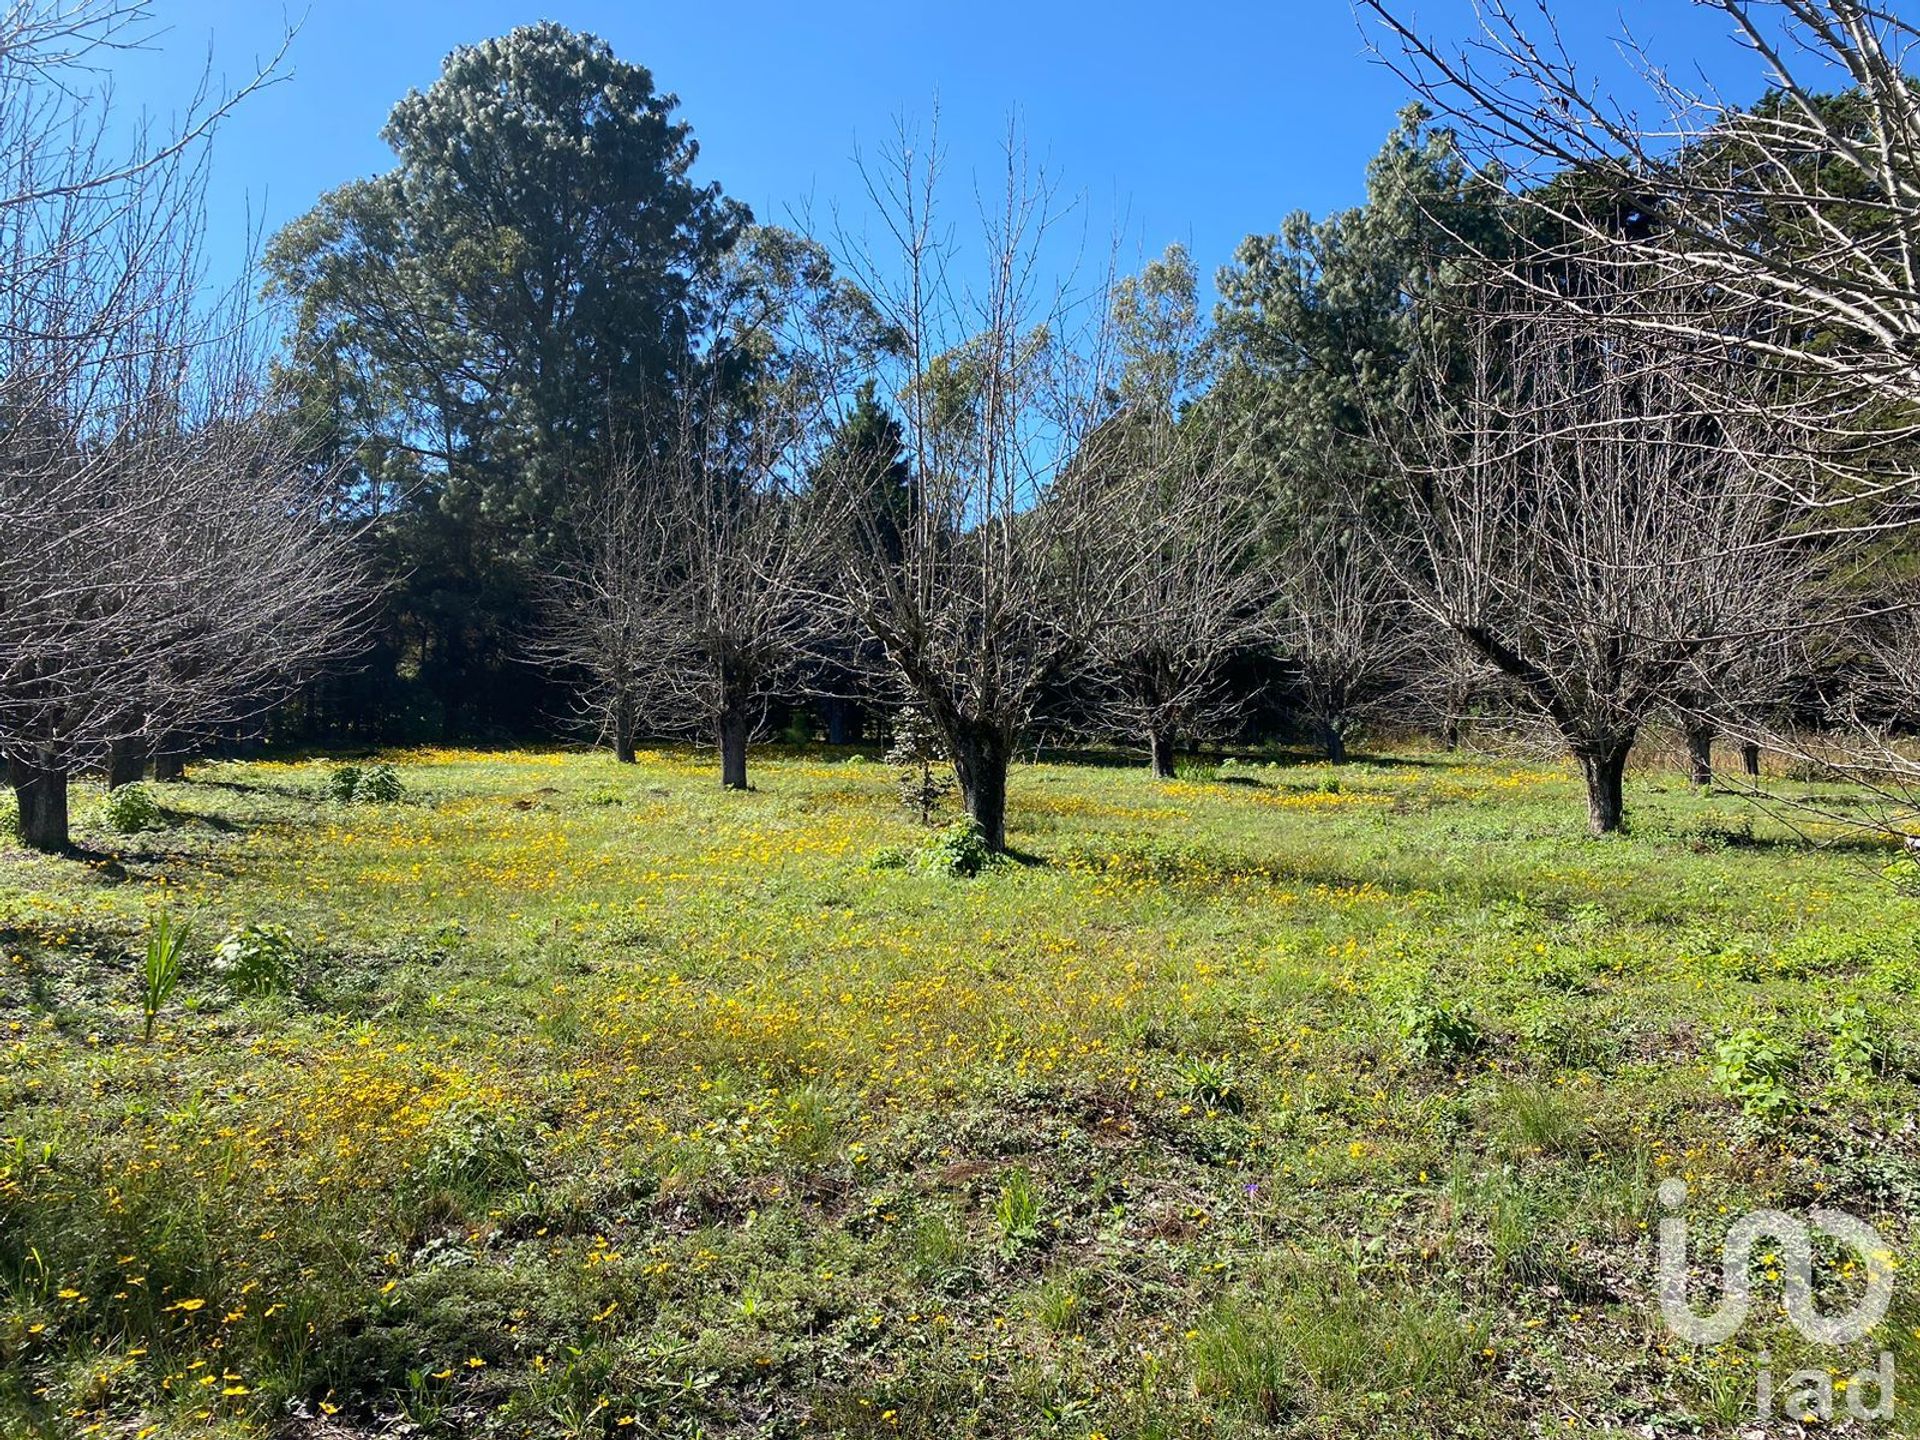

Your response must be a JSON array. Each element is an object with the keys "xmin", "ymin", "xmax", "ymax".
[{"xmin": 175, "ymin": 775, "xmax": 316, "ymax": 802}]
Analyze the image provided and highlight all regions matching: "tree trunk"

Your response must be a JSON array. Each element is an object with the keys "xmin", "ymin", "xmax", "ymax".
[
  {"xmin": 718, "ymin": 706, "xmax": 750, "ymax": 790},
  {"xmin": 1148, "ymin": 727, "xmax": 1177, "ymax": 780},
  {"xmin": 1443, "ymin": 714, "xmax": 1461, "ymax": 752},
  {"xmin": 950, "ymin": 726, "xmax": 1010, "ymax": 853},
  {"xmin": 613, "ymin": 702, "xmax": 637, "ymax": 765},
  {"xmin": 1323, "ymin": 722, "xmax": 1347, "ymax": 765},
  {"xmin": 1741, "ymin": 740, "xmax": 1761, "ymax": 778},
  {"xmin": 1685, "ymin": 721, "xmax": 1714, "ymax": 788},
  {"xmin": 106, "ymin": 739, "xmax": 146, "ymax": 790},
  {"xmin": 1574, "ymin": 741, "xmax": 1632, "ymax": 837},
  {"xmin": 151, "ymin": 734, "xmax": 187, "ymax": 782},
  {"xmin": 7, "ymin": 749, "xmax": 70, "ymax": 852},
  {"xmin": 825, "ymin": 699, "xmax": 854, "ymax": 747}
]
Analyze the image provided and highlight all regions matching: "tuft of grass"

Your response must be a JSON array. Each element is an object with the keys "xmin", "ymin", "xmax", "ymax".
[
  {"xmin": 1488, "ymin": 1079, "xmax": 1592, "ymax": 1158},
  {"xmin": 139, "ymin": 909, "xmax": 191, "ymax": 1041}
]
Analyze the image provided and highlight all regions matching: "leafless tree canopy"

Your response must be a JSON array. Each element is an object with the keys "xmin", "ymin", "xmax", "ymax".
[
  {"xmin": 1360, "ymin": 0, "xmax": 1920, "ymax": 495},
  {"xmin": 814, "ymin": 120, "xmax": 1119, "ymax": 850},
  {"xmin": 1386, "ymin": 300, "xmax": 1840, "ymax": 833},
  {"xmin": 1274, "ymin": 506, "xmax": 1422, "ymax": 764},
  {"xmin": 0, "ymin": 1, "xmax": 365, "ymax": 852},
  {"xmin": 1361, "ymin": 0, "xmax": 1920, "ymax": 821},
  {"xmin": 533, "ymin": 227, "xmax": 851, "ymax": 787}
]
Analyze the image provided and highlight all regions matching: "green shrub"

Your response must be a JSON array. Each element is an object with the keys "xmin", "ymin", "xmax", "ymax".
[
  {"xmin": 873, "ymin": 827, "xmax": 1025, "ymax": 882},
  {"xmin": 357, "ymin": 763, "xmax": 404, "ymax": 804},
  {"xmin": 913, "ymin": 820, "xmax": 1002, "ymax": 878},
  {"xmin": 886, "ymin": 707, "xmax": 953, "ymax": 824},
  {"xmin": 1398, "ymin": 997, "xmax": 1482, "ymax": 1064},
  {"xmin": 327, "ymin": 762, "xmax": 404, "ymax": 805},
  {"xmin": 1712, "ymin": 1026, "xmax": 1798, "ymax": 1117},
  {"xmin": 326, "ymin": 765, "xmax": 364, "ymax": 803},
  {"xmin": 211, "ymin": 923, "xmax": 301, "ymax": 996},
  {"xmin": 102, "ymin": 782, "xmax": 165, "ymax": 834}
]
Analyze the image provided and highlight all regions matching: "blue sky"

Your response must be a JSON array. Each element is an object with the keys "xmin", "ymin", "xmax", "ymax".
[{"xmin": 104, "ymin": 2, "xmax": 1756, "ymax": 307}]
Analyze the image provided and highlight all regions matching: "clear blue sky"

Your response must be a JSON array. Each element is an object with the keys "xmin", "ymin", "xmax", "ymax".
[{"xmin": 104, "ymin": 2, "xmax": 1755, "ymax": 308}]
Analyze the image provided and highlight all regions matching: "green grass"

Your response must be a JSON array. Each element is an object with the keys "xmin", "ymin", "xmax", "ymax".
[{"xmin": 3, "ymin": 742, "xmax": 1920, "ymax": 1436}]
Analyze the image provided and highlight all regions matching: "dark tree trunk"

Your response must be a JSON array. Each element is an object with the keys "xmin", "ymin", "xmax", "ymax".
[
  {"xmin": 8, "ymin": 749, "xmax": 70, "ymax": 852},
  {"xmin": 1741, "ymin": 740, "xmax": 1761, "ymax": 778},
  {"xmin": 106, "ymin": 739, "xmax": 146, "ymax": 790},
  {"xmin": 1443, "ymin": 679, "xmax": 1468, "ymax": 751},
  {"xmin": 613, "ymin": 702, "xmax": 637, "ymax": 765},
  {"xmin": 1685, "ymin": 721, "xmax": 1714, "ymax": 788},
  {"xmin": 825, "ymin": 699, "xmax": 855, "ymax": 748},
  {"xmin": 1323, "ymin": 722, "xmax": 1347, "ymax": 765},
  {"xmin": 950, "ymin": 726, "xmax": 1010, "ymax": 853},
  {"xmin": 151, "ymin": 733, "xmax": 187, "ymax": 782},
  {"xmin": 1149, "ymin": 727, "xmax": 1177, "ymax": 780},
  {"xmin": 1574, "ymin": 741, "xmax": 1632, "ymax": 837},
  {"xmin": 719, "ymin": 706, "xmax": 750, "ymax": 790}
]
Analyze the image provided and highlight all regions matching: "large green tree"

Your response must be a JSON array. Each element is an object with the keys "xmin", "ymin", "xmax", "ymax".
[
  {"xmin": 1214, "ymin": 106, "xmax": 1507, "ymax": 500},
  {"xmin": 267, "ymin": 23, "xmax": 746, "ymax": 736}
]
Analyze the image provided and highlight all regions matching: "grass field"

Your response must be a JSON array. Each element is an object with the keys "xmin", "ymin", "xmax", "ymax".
[{"xmin": 4, "ymin": 744, "xmax": 1920, "ymax": 1437}]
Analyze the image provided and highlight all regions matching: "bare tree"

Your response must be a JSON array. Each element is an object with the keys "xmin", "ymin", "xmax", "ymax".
[
  {"xmin": 1386, "ymin": 303, "xmax": 1834, "ymax": 834},
  {"xmin": 1275, "ymin": 507, "xmax": 1420, "ymax": 763},
  {"xmin": 534, "ymin": 450, "xmax": 657, "ymax": 764},
  {"xmin": 1078, "ymin": 245, "xmax": 1273, "ymax": 778},
  {"xmin": 1081, "ymin": 420, "xmax": 1270, "ymax": 777},
  {"xmin": 534, "ymin": 229, "xmax": 848, "ymax": 787},
  {"xmin": 818, "ymin": 119, "xmax": 1116, "ymax": 852}
]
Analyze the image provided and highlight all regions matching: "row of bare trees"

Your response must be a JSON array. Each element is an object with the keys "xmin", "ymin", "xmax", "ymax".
[
  {"xmin": 0, "ymin": 4, "xmax": 369, "ymax": 852},
  {"xmin": 531, "ymin": 148, "xmax": 1879, "ymax": 846},
  {"xmin": 533, "ymin": 2, "xmax": 1920, "ymax": 848}
]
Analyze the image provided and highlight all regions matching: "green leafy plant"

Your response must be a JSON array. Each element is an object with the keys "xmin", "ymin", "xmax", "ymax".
[
  {"xmin": 1829, "ymin": 1004, "xmax": 1889, "ymax": 1085},
  {"xmin": 1179, "ymin": 1055, "xmax": 1242, "ymax": 1111},
  {"xmin": 1883, "ymin": 853, "xmax": 1920, "ymax": 896},
  {"xmin": 211, "ymin": 923, "xmax": 301, "ymax": 997},
  {"xmin": 422, "ymin": 1101, "xmax": 532, "ymax": 1196},
  {"xmin": 913, "ymin": 819, "xmax": 1001, "ymax": 878},
  {"xmin": 993, "ymin": 1165, "xmax": 1042, "ymax": 1257},
  {"xmin": 1398, "ymin": 997, "xmax": 1482, "ymax": 1064},
  {"xmin": 102, "ymin": 783, "xmax": 165, "ymax": 834},
  {"xmin": 327, "ymin": 762, "xmax": 404, "ymax": 805},
  {"xmin": 357, "ymin": 763, "xmax": 404, "ymax": 804},
  {"xmin": 325, "ymin": 765, "xmax": 364, "ymax": 803},
  {"xmin": 1712, "ymin": 1026, "xmax": 1799, "ymax": 1117},
  {"xmin": 886, "ymin": 706, "xmax": 954, "ymax": 825},
  {"xmin": 140, "ymin": 911, "xmax": 193, "ymax": 1041}
]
